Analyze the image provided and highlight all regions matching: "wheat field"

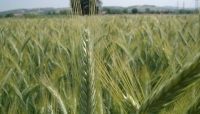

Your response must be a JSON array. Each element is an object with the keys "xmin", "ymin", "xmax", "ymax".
[{"xmin": 0, "ymin": 15, "xmax": 200, "ymax": 114}]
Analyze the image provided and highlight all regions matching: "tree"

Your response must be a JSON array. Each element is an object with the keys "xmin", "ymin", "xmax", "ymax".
[
  {"xmin": 150, "ymin": 10, "xmax": 155, "ymax": 14},
  {"xmin": 102, "ymin": 7, "xmax": 111, "ymax": 14},
  {"xmin": 179, "ymin": 9, "xmax": 185, "ymax": 14},
  {"xmin": 111, "ymin": 9, "xmax": 123, "ymax": 14},
  {"xmin": 145, "ymin": 8, "xmax": 150, "ymax": 13},
  {"xmin": 123, "ymin": 8, "xmax": 128, "ymax": 14},
  {"xmin": 163, "ymin": 10, "xmax": 170, "ymax": 14},
  {"xmin": 106, "ymin": 8, "xmax": 111, "ymax": 14},
  {"xmin": 5, "ymin": 13, "xmax": 13, "ymax": 18},
  {"xmin": 47, "ymin": 12, "xmax": 52, "ymax": 15},
  {"xmin": 0, "ymin": 15, "xmax": 3, "ymax": 18},
  {"xmin": 132, "ymin": 8, "xmax": 138, "ymax": 14},
  {"xmin": 185, "ymin": 10, "xmax": 194, "ymax": 14},
  {"xmin": 71, "ymin": 0, "xmax": 102, "ymax": 15},
  {"xmin": 60, "ymin": 10, "xmax": 67, "ymax": 15}
]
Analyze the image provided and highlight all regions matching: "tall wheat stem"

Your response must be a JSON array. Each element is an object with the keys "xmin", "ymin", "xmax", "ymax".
[{"xmin": 80, "ymin": 28, "xmax": 96, "ymax": 114}]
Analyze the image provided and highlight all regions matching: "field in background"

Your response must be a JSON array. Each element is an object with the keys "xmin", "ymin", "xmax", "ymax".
[{"xmin": 0, "ymin": 15, "xmax": 200, "ymax": 114}]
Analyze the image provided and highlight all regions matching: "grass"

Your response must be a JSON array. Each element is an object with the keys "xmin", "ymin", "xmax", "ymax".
[{"xmin": 0, "ymin": 14, "xmax": 200, "ymax": 114}]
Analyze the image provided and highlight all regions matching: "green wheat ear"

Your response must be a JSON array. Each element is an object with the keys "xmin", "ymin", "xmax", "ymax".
[{"xmin": 80, "ymin": 28, "xmax": 96, "ymax": 114}]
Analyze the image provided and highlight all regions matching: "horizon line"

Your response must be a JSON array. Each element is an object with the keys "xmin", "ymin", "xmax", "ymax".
[{"xmin": 0, "ymin": 5, "xmax": 195, "ymax": 12}]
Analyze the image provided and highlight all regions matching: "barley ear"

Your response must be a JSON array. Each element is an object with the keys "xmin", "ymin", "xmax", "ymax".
[
  {"xmin": 80, "ymin": 28, "xmax": 96, "ymax": 114},
  {"xmin": 137, "ymin": 53, "xmax": 200, "ymax": 114}
]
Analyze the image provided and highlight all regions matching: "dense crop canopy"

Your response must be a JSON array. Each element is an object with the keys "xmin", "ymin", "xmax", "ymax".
[{"xmin": 0, "ymin": 15, "xmax": 200, "ymax": 114}]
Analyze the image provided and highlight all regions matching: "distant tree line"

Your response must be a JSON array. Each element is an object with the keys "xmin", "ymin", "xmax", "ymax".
[
  {"xmin": 46, "ymin": 10, "xmax": 71, "ymax": 15},
  {"xmin": 0, "ymin": 10, "xmax": 72, "ymax": 18},
  {"xmin": 0, "ymin": 8, "xmax": 197, "ymax": 19},
  {"xmin": 5, "ymin": 13, "xmax": 14, "ymax": 18},
  {"xmin": 102, "ymin": 7, "xmax": 198, "ymax": 14}
]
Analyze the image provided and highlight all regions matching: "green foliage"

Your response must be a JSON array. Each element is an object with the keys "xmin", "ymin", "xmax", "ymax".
[
  {"xmin": 123, "ymin": 8, "xmax": 128, "ymax": 14},
  {"xmin": 0, "ymin": 15, "xmax": 200, "ymax": 114},
  {"xmin": 60, "ymin": 10, "xmax": 68, "ymax": 15},
  {"xmin": 102, "ymin": 8, "xmax": 123, "ymax": 14},
  {"xmin": 23, "ymin": 14, "xmax": 42, "ymax": 18},
  {"xmin": 132, "ymin": 8, "xmax": 138, "ymax": 14},
  {"xmin": 5, "ymin": 13, "xmax": 14, "ymax": 18},
  {"xmin": 179, "ymin": 9, "xmax": 194, "ymax": 14},
  {"xmin": 145, "ymin": 8, "xmax": 150, "ymax": 13},
  {"xmin": 47, "ymin": 12, "xmax": 52, "ymax": 15},
  {"xmin": 102, "ymin": 8, "xmax": 111, "ymax": 14}
]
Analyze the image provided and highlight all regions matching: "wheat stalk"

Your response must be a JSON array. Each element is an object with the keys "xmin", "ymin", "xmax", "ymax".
[{"xmin": 80, "ymin": 28, "xmax": 96, "ymax": 114}]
